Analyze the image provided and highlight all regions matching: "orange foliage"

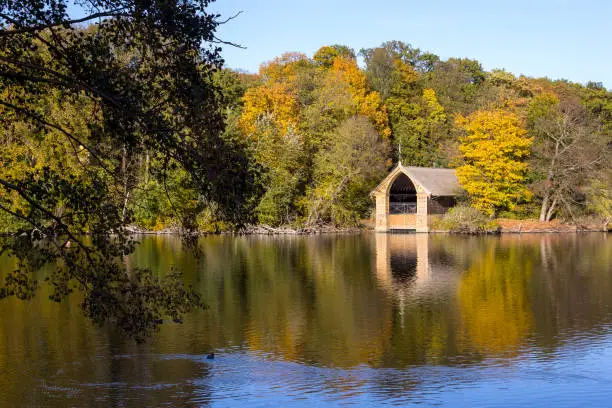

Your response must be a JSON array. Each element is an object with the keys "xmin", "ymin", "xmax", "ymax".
[
  {"xmin": 239, "ymin": 83, "xmax": 300, "ymax": 137},
  {"xmin": 330, "ymin": 57, "xmax": 391, "ymax": 137}
]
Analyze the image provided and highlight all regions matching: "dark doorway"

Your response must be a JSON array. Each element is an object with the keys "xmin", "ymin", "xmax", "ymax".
[{"xmin": 389, "ymin": 173, "xmax": 417, "ymax": 214}]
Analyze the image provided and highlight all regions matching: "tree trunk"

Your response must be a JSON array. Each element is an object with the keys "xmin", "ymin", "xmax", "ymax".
[
  {"xmin": 545, "ymin": 196, "xmax": 557, "ymax": 222},
  {"xmin": 539, "ymin": 192, "xmax": 550, "ymax": 222}
]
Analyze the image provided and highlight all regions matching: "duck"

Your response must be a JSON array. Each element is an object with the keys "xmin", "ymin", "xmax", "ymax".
[{"xmin": 206, "ymin": 352, "xmax": 215, "ymax": 360}]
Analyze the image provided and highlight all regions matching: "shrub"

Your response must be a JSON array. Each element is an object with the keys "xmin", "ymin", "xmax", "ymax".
[{"xmin": 433, "ymin": 204, "xmax": 499, "ymax": 234}]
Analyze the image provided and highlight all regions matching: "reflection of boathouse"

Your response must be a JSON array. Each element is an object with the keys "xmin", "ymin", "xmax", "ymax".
[
  {"xmin": 371, "ymin": 164, "xmax": 461, "ymax": 232},
  {"xmin": 374, "ymin": 233, "xmax": 461, "ymax": 305}
]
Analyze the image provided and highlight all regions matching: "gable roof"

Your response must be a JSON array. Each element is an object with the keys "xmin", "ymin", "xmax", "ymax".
[{"xmin": 371, "ymin": 164, "xmax": 462, "ymax": 197}]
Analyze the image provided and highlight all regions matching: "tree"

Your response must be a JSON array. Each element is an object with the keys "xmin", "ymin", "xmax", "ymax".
[
  {"xmin": 360, "ymin": 47, "xmax": 396, "ymax": 100},
  {"xmin": 237, "ymin": 49, "xmax": 392, "ymax": 226},
  {"xmin": 313, "ymin": 44, "xmax": 355, "ymax": 68},
  {"xmin": 306, "ymin": 116, "xmax": 389, "ymax": 226},
  {"xmin": 425, "ymin": 58, "xmax": 487, "ymax": 113},
  {"xmin": 528, "ymin": 97, "xmax": 609, "ymax": 221},
  {"xmin": 390, "ymin": 88, "xmax": 450, "ymax": 167},
  {"xmin": 329, "ymin": 57, "xmax": 390, "ymax": 137},
  {"xmin": 360, "ymin": 41, "xmax": 439, "ymax": 75},
  {"xmin": 237, "ymin": 55, "xmax": 310, "ymax": 225},
  {"xmin": 585, "ymin": 176, "xmax": 612, "ymax": 229},
  {"xmin": 456, "ymin": 108, "xmax": 533, "ymax": 216},
  {"xmin": 0, "ymin": 0, "xmax": 253, "ymax": 340},
  {"xmin": 240, "ymin": 83, "xmax": 300, "ymax": 139}
]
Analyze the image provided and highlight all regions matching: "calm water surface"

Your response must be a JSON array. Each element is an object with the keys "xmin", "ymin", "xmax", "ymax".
[{"xmin": 1, "ymin": 233, "xmax": 611, "ymax": 407}]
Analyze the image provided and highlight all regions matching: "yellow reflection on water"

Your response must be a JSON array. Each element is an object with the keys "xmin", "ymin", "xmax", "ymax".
[{"xmin": 457, "ymin": 241, "xmax": 533, "ymax": 355}]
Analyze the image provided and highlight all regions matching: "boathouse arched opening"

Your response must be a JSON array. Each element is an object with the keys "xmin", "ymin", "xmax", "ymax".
[{"xmin": 389, "ymin": 173, "xmax": 417, "ymax": 214}]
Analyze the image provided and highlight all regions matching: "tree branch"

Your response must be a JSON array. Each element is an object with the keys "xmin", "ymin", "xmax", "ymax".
[{"xmin": 0, "ymin": 9, "xmax": 128, "ymax": 37}]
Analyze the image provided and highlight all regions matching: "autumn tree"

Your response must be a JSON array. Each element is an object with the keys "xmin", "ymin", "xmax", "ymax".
[
  {"xmin": 456, "ymin": 108, "xmax": 533, "ymax": 216},
  {"xmin": 360, "ymin": 41, "xmax": 439, "ymax": 77},
  {"xmin": 313, "ymin": 44, "xmax": 355, "ymax": 68},
  {"xmin": 328, "ymin": 56, "xmax": 390, "ymax": 137},
  {"xmin": 238, "ymin": 48, "xmax": 391, "ymax": 225},
  {"xmin": 236, "ymin": 53, "xmax": 311, "ymax": 225}
]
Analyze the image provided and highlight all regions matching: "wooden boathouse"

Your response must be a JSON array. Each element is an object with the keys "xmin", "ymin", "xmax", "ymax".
[{"xmin": 370, "ymin": 164, "xmax": 461, "ymax": 232}]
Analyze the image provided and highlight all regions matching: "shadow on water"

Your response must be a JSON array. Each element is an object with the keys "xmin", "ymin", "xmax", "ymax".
[{"xmin": 0, "ymin": 232, "xmax": 611, "ymax": 406}]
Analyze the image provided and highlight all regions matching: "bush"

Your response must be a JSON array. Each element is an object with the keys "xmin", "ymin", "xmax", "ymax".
[{"xmin": 433, "ymin": 204, "xmax": 499, "ymax": 234}]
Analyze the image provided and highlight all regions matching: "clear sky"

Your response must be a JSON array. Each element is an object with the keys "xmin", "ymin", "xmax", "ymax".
[{"xmin": 208, "ymin": 0, "xmax": 611, "ymax": 88}]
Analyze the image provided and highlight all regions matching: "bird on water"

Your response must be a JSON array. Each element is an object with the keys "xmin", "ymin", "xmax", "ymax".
[{"xmin": 206, "ymin": 352, "xmax": 215, "ymax": 360}]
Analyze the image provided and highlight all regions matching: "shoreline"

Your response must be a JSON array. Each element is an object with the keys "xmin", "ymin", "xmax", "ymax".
[
  {"xmin": 2, "ymin": 221, "xmax": 607, "ymax": 238},
  {"xmin": 123, "ymin": 224, "xmax": 364, "ymax": 236},
  {"xmin": 123, "ymin": 223, "xmax": 608, "ymax": 236},
  {"xmin": 495, "ymin": 218, "xmax": 609, "ymax": 234}
]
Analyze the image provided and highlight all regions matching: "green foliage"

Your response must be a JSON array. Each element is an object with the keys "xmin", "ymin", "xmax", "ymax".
[
  {"xmin": 306, "ymin": 116, "xmax": 390, "ymax": 226},
  {"xmin": 390, "ymin": 88, "xmax": 450, "ymax": 166},
  {"xmin": 213, "ymin": 69, "xmax": 261, "ymax": 110},
  {"xmin": 254, "ymin": 127, "xmax": 307, "ymax": 226},
  {"xmin": 585, "ymin": 177, "xmax": 612, "ymax": 226},
  {"xmin": 360, "ymin": 41, "xmax": 439, "ymax": 74}
]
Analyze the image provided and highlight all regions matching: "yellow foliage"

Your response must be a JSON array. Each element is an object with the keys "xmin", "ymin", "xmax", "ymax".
[
  {"xmin": 313, "ymin": 46, "xmax": 341, "ymax": 68},
  {"xmin": 0, "ymin": 90, "xmax": 96, "ymax": 178},
  {"xmin": 259, "ymin": 52, "xmax": 310, "ymax": 84},
  {"xmin": 360, "ymin": 92, "xmax": 391, "ymax": 137},
  {"xmin": 422, "ymin": 88, "xmax": 445, "ymax": 123},
  {"xmin": 393, "ymin": 60, "xmax": 419, "ymax": 85},
  {"xmin": 455, "ymin": 108, "xmax": 533, "ymax": 215},
  {"xmin": 331, "ymin": 57, "xmax": 369, "ymax": 96},
  {"xmin": 239, "ymin": 83, "xmax": 300, "ymax": 138}
]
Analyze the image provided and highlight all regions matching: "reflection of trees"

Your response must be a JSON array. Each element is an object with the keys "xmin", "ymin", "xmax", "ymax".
[
  {"xmin": 457, "ymin": 233, "xmax": 612, "ymax": 357},
  {"xmin": 457, "ymin": 241, "xmax": 533, "ymax": 355},
  {"xmin": 523, "ymin": 233, "xmax": 612, "ymax": 350},
  {"xmin": 139, "ymin": 235, "xmax": 395, "ymax": 368},
  {"xmin": 2, "ymin": 232, "xmax": 611, "ymax": 403},
  {"xmin": 220, "ymin": 235, "xmax": 393, "ymax": 367}
]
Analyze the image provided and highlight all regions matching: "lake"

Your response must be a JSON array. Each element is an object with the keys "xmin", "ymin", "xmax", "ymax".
[{"xmin": 0, "ymin": 233, "xmax": 611, "ymax": 407}]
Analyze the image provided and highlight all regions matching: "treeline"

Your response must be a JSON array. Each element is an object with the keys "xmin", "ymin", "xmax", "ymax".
[
  {"xmin": 216, "ymin": 41, "xmax": 610, "ymax": 227},
  {"xmin": 3, "ymin": 40, "xmax": 611, "ymax": 232}
]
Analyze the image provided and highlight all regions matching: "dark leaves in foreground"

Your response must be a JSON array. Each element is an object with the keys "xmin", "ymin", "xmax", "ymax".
[
  {"xmin": 0, "ymin": 0, "xmax": 243, "ymax": 339},
  {"xmin": 0, "ymin": 168, "xmax": 204, "ymax": 341}
]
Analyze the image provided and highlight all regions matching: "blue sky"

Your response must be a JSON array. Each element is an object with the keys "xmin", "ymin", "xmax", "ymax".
[{"xmin": 208, "ymin": 0, "xmax": 611, "ymax": 88}]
